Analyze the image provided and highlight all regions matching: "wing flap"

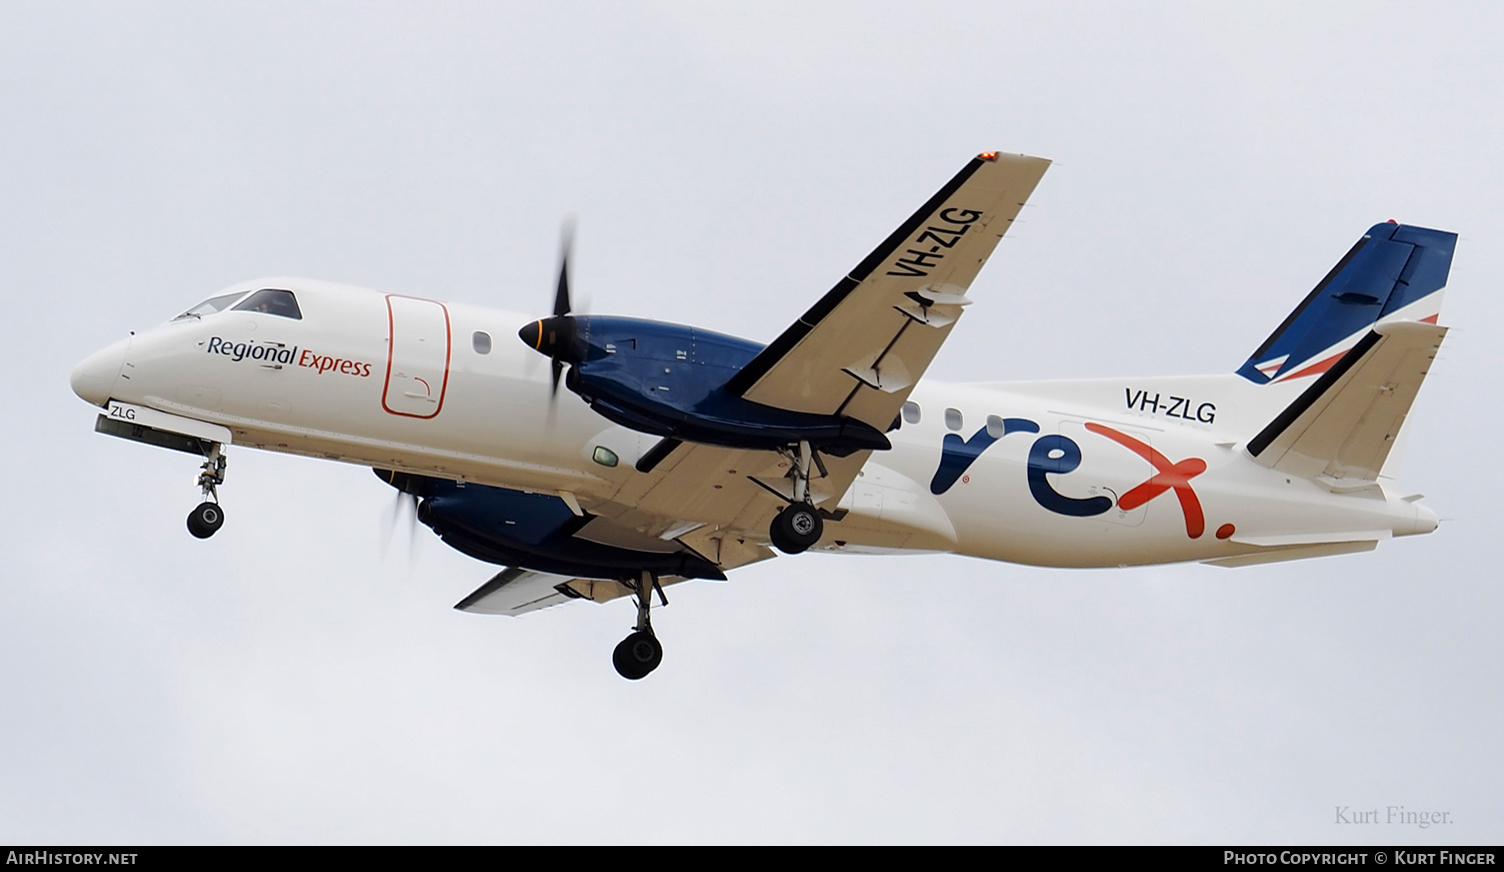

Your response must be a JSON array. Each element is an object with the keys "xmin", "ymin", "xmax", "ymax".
[{"xmin": 1246, "ymin": 320, "xmax": 1447, "ymax": 483}]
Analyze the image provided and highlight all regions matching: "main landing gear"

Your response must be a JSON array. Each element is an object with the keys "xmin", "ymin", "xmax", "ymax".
[
  {"xmin": 769, "ymin": 439, "xmax": 824, "ymax": 555},
  {"xmin": 187, "ymin": 443, "xmax": 227, "ymax": 539},
  {"xmin": 613, "ymin": 570, "xmax": 666, "ymax": 680},
  {"xmin": 770, "ymin": 503, "xmax": 822, "ymax": 554}
]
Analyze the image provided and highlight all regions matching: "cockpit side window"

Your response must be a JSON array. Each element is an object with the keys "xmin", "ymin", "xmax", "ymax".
[
  {"xmin": 233, "ymin": 289, "xmax": 302, "ymax": 320},
  {"xmin": 174, "ymin": 291, "xmax": 250, "ymax": 320}
]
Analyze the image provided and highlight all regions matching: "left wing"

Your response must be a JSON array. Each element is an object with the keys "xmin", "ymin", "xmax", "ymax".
[
  {"xmin": 454, "ymin": 533, "xmax": 775, "ymax": 617},
  {"xmin": 455, "ymin": 568, "xmax": 587, "ymax": 616},
  {"xmin": 724, "ymin": 152, "xmax": 1050, "ymax": 432}
]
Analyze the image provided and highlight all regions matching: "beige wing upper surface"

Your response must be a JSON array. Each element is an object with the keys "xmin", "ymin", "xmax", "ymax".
[{"xmin": 724, "ymin": 153, "xmax": 1051, "ymax": 434}]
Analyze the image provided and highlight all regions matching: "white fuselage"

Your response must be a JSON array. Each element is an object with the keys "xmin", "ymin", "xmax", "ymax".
[{"xmin": 72, "ymin": 277, "xmax": 1438, "ymax": 570}]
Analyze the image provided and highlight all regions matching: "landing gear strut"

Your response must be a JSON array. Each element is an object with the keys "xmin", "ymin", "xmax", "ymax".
[
  {"xmin": 769, "ymin": 439, "xmax": 824, "ymax": 554},
  {"xmin": 187, "ymin": 443, "xmax": 227, "ymax": 539},
  {"xmin": 613, "ymin": 570, "xmax": 665, "ymax": 680}
]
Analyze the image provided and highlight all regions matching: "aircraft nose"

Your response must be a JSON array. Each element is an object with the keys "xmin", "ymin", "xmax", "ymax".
[
  {"xmin": 70, "ymin": 337, "xmax": 129, "ymax": 407},
  {"xmin": 517, "ymin": 315, "xmax": 578, "ymax": 361}
]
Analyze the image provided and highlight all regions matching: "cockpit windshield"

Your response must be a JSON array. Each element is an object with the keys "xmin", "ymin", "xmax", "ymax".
[
  {"xmin": 232, "ymin": 288, "xmax": 302, "ymax": 320},
  {"xmin": 174, "ymin": 291, "xmax": 250, "ymax": 321}
]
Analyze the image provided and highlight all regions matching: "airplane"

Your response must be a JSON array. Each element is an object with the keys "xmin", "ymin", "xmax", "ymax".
[{"xmin": 69, "ymin": 152, "xmax": 1453, "ymax": 680}]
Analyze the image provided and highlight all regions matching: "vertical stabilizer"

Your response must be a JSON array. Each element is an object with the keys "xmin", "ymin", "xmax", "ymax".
[{"xmin": 1236, "ymin": 223, "xmax": 1454, "ymax": 385}]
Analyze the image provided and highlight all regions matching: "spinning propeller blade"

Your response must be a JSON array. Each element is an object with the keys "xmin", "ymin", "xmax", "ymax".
[
  {"xmin": 518, "ymin": 218, "xmax": 581, "ymax": 409},
  {"xmin": 378, "ymin": 485, "xmax": 420, "ymax": 563},
  {"xmin": 550, "ymin": 220, "xmax": 573, "ymax": 399}
]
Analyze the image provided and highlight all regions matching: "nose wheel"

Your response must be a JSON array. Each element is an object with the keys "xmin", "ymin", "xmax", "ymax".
[
  {"xmin": 187, "ymin": 443, "xmax": 227, "ymax": 539},
  {"xmin": 187, "ymin": 501, "xmax": 224, "ymax": 539},
  {"xmin": 613, "ymin": 631, "xmax": 663, "ymax": 680},
  {"xmin": 614, "ymin": 570, "xmax": 667, "ymax": 680}
]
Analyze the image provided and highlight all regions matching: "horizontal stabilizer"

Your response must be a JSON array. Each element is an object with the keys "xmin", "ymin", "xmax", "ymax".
[
  {"xmin": 1203, "ymin": 540, "xmax": 1379, "ymax": 568},
  {"xmin": 1245, "ymin": 320, "xmax": 1447, "ymax": 484}
]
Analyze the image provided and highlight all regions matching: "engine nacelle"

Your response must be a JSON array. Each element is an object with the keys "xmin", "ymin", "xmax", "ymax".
[
  {"xmin": 376, "ymin": 470, "xmax": 725, "ymax": 581},
  {"xmin": 520, "ymin": 315, "xmax": 889, "ymax": 456}
]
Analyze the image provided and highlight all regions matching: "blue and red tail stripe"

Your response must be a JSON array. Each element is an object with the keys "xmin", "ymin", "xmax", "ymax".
[{"xmin": 1237, "ymin": 222, "xmax": 1455, "ymax": 384}]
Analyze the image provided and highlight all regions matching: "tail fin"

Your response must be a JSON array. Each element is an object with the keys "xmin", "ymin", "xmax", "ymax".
[{"xmin": 1236, "ymin": 222, "xmax": 1455, "ymax": 385}]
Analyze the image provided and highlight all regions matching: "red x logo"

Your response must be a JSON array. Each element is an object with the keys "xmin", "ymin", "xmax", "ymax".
[{"xmin": 1084, "ymin": 422, "xmax": 1207, "ymax": 539}]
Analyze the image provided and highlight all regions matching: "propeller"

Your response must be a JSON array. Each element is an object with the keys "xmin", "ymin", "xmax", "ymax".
[
  {"xmin": 379, "ymin": 488, "xmax": 420, "ymax": 563},
  {"xmin": 519, "ymin": 219, "xmax": 581, "ymax": 405},
  {"xmin": 549, "ymin": 220, "xmax": 573, "ymax": 397},
  {"xmin": 374, "ymin": 468, "xmax": 423, "ymax": 567}
]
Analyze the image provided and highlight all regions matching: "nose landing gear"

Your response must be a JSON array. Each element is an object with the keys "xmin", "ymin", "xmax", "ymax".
[
  {"xmin": 613, "ymin": 630, "xmax": 663, "ymax": 680},
  {"xmin": 613, "ymin": 570, "xmax": 666, "ymax": 680},
  {"xmin": 187, "ymin": 443, "xmax": 227, "ymax": 539}
]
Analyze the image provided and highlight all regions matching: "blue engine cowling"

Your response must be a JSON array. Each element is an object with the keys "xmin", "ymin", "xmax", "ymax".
[
  {"xmin": 521, "ymin": 315, "xmax": 890, "ymax": 456},
  {"xmin": 377, "ymin": 470, "xmax": 725, "ymax": 581}
]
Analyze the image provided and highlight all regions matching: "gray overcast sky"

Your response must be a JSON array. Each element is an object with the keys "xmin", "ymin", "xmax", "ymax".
[{"xmin": 3, "ymin": 1, "xmax": 1501, "ymax": 844}]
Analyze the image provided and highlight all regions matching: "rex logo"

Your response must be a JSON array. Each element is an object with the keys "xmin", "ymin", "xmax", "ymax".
[{"xmin": 931, "ymin": 418, "xmax": 1209, "ymax": 538}]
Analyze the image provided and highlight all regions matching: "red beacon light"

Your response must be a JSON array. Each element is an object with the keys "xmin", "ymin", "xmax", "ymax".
[{"xmin": 978, "ymin": 151, "xmax": 999, "ymax": 161}]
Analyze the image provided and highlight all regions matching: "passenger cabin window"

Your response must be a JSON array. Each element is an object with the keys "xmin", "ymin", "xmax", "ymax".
[
  {"xmin": 986, "ymin": 415, "xmax": 1007, "ymax": 438},
  {"xmin": 901, "ymin": 401, "xmax": 921, "ymax": 424},
  {"xmin": 473, "ymin": 331, "xmax": 492, "ymax": 354},
  {"xmin": 233, "ymin": 288, "xmax": 302, "ymax": 320},
  {"xmin": 174, "ymin": 291, "xmax": 249, "ymax": 320},
  {"xmin": 945, "ymin": 407, "xmax": 963, "ymax": 431}
]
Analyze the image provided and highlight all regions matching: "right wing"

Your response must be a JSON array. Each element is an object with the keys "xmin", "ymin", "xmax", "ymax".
[
  {"xmin": 724, "ymin": 152, "xmax": 1051, "ymax": 434},
  {"xmin": 583, "ymin": 156, "xmax": 1051, "ymax": 556}
]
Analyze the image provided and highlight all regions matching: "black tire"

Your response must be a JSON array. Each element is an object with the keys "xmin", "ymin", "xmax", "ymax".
[
  {"xmin": 187, "ymin": 502, "xmax": 224, "ymax": 539},
  {"xmin": 612, "ymin": 630, "xmax": 663, "ymax": 680},
  {"xmin": 770, "ymin": 503, "xmax": 822, "ymax": 554}
]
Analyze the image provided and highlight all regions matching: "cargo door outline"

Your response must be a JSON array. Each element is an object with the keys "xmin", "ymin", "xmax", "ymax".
[
  {"xmin": 1060, "ymin": 419, "xmax": 1151, "ymax": 527},
  {"xmin": 382, "ymin": 295, "xmax": 451, "ymax": 419}
]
